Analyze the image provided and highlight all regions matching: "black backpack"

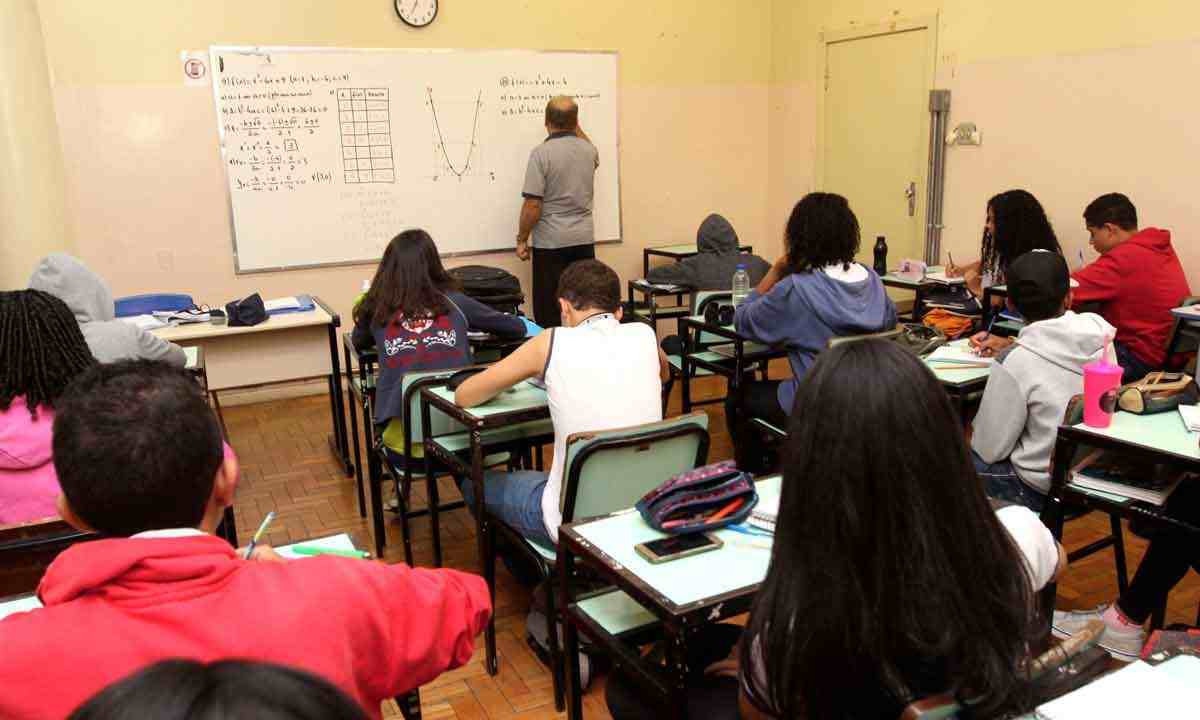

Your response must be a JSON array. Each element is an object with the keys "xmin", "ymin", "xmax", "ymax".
[{"xmin": 449, "ymin": 265, "xmax": 524, "ymax": 314}]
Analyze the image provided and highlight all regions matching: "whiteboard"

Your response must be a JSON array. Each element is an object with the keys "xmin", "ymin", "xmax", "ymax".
[{"xmin": 209, "ymin": 46, "xmax": 621, "ymax": 273}]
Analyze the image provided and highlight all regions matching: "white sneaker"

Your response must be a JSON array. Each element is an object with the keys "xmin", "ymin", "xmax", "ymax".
[{"xmin": 1052, "ymin": 606, "xmax": 1146, "ymax": 662}]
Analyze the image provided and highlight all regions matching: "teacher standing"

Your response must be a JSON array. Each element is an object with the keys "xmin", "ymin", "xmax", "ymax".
[{"xmin": 516, "ymin": 95, "xmax": 599, "ymax": 327}]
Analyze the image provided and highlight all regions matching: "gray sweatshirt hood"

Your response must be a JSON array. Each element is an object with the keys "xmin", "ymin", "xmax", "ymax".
[
  {"xmin": 27, "ymin": 253, "xmax": 115, "ymax": 324},
  {"xmin": 1013, "ymin": 311, "xmax": 1115, "ymax": 374},
  {"xmin": 696, "ymin": 214, "xmax": 738, "ymax": 255}
]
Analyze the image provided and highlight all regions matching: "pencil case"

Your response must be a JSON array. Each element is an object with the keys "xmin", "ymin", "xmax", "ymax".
[{"xmin": 635, "ymin": 460, "xmax": 758, "ymax": 535}]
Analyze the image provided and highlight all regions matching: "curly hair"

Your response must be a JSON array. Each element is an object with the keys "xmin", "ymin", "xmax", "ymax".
[
  {"xmin": 784, "ymin": 193, "xmax": 861, "ymax": 273},
  {"xmin": 0, "ymin": 289, "xmax": 96, "ymax": 417},
  {"xmin": 980, "ymin": 190, "xmax": 1061, "ymax": 284}
]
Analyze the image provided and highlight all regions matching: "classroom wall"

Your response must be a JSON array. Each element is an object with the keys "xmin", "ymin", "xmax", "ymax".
[
  {"xmin": 0, "ymin": 0, "xmax": 73, "ymax": 289},
  {"xmin": 33, "ymin": 0, "xmax": 773, "ymax": 368},
  {"xmin": 769, "ymin": 1, "xmax": 1200, "ymax": 285}
]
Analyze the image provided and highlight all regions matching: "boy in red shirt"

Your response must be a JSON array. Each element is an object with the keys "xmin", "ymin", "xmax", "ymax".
[
  {"xmin": 0, "ymin": 361, "xmax": 490, "ymax": 720},
  {"xmin": 1074, "ymin": 193, "xmax": 1192, "ymax": 382}
]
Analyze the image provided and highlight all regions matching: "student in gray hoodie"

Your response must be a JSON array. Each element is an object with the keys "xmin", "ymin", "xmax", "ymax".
[
  {"xmin": 28, "ymin": 254, "xmax": 186, "ymax": 367},
  {"xmin": 646, "ymin": 214, "xmax": 770, "ymax": 290},
  {"xmin": 971, "ymin": 250, "xmax": 1115, "ymax": 511},
  {"xmin": 728, "ymin": 193, "xmax": 896, "ymax": 473}
]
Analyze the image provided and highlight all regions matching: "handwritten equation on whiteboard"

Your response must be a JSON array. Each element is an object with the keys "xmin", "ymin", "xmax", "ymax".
[{"xmin": 218, "ymin": 72, "xmax": 351, "ymax": 192}]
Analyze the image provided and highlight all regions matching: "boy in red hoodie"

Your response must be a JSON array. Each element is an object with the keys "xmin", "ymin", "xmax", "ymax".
[
  {"xmin": 1074, "ymin": 193, "xmax": 1192, "ymax": 382},
  {"xmin": 0, "ymin": 361, "xmax": 490, "ymax": 720}
]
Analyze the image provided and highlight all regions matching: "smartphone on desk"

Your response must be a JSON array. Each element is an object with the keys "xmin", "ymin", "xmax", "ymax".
[{"xmin": 635, "ymin": 532, "xmax": 723, "ymax": 564}]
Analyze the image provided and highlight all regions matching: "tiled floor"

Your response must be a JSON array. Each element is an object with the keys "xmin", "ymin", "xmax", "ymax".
[{"xmin": 224, "ymin": 376, "xmax": 1199, "ymax": 719}]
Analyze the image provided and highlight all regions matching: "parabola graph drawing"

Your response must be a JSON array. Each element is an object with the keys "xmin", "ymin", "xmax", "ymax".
[{"xmin": 426, "ymin": 87, "xmax": 484, "ymax": 180}]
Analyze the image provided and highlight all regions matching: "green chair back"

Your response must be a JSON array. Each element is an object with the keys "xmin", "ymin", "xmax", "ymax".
[
  {"xmin": 398, "ymin": 367, "xmax": 474, "ymax": 456},
  {"xmin": 693, "ymin": 290, "xmax": 733, "ymax": 347},
  {"xmin": 559, "ymin": 413, "xmax": 710, "ymax": 523}
]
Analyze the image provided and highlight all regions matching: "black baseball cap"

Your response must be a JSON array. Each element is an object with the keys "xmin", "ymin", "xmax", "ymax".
[{"xmin": 1007, "ymin": 249, "xmax": 1070, "ymax": 322}]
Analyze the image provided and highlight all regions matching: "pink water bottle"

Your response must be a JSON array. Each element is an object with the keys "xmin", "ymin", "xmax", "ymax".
[{"xmin": 1083, "ymin": 360, "xmax": 1123, "ymax": 428}]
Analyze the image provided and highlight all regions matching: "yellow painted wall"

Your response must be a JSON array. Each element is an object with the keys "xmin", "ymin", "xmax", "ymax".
[
  {"xmin": 0, "ymin": 0, "xmax": 72, "ymax": 289},
  {"xmin": 768, "ymin": 1, "xmax": 1200, "ymax": 285},
  {"xmin": 32, "ymin": 0, "xmax": 773, "ymax": 363}
]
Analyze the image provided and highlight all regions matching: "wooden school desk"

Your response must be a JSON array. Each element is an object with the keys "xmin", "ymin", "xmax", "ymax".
[
  {"xmin": 557, "ymin": 474, "xmax": 781, "ymax": 719},
  {"xmin": 153, "ymin": 298, "xmax": 352, "ymax": 476},
  {"xmin": 642, "ymin": 242, "xmax": 754, "ymax": 278},
  {"xmin": 627, "ymin": 279, "xmax": 692, "ymax": 332},
  {"xmin": 1039, "ymin": 411, "xmax": 1200, "ymax": 623},
  {"xmin": 676, "ymin": 314, "xmax": 785, "ymax": 412},
  {"xmin": 419, "ymin": 381, "xmax": 554, "ymax": 673}
]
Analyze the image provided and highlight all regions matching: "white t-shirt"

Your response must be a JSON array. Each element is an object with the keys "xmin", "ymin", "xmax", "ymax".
[
  {"xmin": 995, "ymin": 504, "xmax": 1060, "ymax": 590},
  {"xmin": 541, "ymin": 314, "xmax": 662, "ymax": 539}
]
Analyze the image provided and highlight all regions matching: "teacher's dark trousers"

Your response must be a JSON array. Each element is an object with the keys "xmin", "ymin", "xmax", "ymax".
[{"xmin": 530, "ymin": 243, "xmax": 595, "ymax": 328}]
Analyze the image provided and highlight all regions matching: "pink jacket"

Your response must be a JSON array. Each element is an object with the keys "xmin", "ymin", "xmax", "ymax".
[{"xmin": 0, "ymin": 396, "xmax": 60, "ymax": 525}]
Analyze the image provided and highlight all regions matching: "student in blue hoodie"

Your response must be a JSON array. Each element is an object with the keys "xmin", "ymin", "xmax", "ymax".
[{"xmin": 728, "ymin": 193, "xmax": 896, "ymax": 473}]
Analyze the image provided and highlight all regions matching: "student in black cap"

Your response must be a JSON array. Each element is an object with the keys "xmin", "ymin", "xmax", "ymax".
[{"xmin": 970, "ymin": 250, "xmax": 1115, "ymax": 511}]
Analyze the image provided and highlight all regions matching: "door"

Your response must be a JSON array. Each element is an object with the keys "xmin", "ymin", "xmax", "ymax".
[{"xmin": 822, "ymin": 25, "xmax": 934, "ymax": 266}]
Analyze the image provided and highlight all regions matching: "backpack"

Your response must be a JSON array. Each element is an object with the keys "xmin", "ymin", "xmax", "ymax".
[
  {"xmin": 448, "ymin": 265, "xmax": 524, "ymax": 314},
  {"xmin": 895, "ymin": 322, "xmax": 947, "ymax": 357}
]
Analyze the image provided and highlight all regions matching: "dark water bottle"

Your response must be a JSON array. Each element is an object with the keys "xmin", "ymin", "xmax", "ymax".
[{"xmin": 873, "ymin": 236, "xmax": 888, "ymax": 276}]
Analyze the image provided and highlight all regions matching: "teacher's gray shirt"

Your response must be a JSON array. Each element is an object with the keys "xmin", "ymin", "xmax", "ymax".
[{"xmin": 522, "ymin": 131, "xmax": 599, "ymax": 250}]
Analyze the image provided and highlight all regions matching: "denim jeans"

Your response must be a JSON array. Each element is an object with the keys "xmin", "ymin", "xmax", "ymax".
[
  {"xmin": 457, "ymin": 469, "xmax": 555, "ymax": 550},
  {"xmin": 1114, "ymin": 341, "xmax": 1155, "ymax": 384},
  {"xmin": 972, "ymin": 451, "xmax": 1046, "ymax": 513}
]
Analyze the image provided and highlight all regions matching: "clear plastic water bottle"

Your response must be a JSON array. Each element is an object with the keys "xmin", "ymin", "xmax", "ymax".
[{"xmin": 732, "ymin": 264, "xmax": 750, "ymax": 308}]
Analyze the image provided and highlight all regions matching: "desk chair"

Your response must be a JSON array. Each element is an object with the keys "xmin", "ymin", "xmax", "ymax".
[
  {"xmin": 666, "ymin": 291, "xmax": 770, "ymax": 412},
  {"xmin": 371, "ymin": 368, "xmax": 522, "ymax": 565},
  {"xmin": 747, "ymin": 328, "xmax": 904, "ymax": 443},
  {"xmin": 1165, "ymin": 295, "xmax": 1200, "ymax": 372},
  {"xmin": 0, "ymin": 518, "xmax": 92, "ymax": 597},
  {"xmin": 486, "ymin": 413, "xmax": 710, "ymax": 710},
  {"xmin": 1052, "ymin": 395, "xmax": 1130, "ymax": 593}
]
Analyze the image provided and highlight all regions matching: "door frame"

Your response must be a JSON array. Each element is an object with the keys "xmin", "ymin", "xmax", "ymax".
[{"xmin": 815, "ymin": 14, "xmax": 940, "ymax": 250}]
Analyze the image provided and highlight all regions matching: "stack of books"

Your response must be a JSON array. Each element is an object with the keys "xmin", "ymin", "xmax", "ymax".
[{"xmin": 1068, "ymin": 450, "xmax": 1188, "ymax": 506}]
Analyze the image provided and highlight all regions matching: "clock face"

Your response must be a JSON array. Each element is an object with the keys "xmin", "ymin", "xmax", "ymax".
[{"xmin": 395, "ymin": 0, "xmax": 438, "ymax": 28}]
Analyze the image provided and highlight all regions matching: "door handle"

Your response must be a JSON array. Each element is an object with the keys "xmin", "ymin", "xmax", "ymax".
[{"xmin": 905, "ymin": 181, "xmax": 917, "ymax": 217}]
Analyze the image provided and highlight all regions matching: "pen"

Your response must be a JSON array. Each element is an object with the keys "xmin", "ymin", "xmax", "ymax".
[
  {"xmin": 244, "ymin": 511, "xmax": 276, "ymax": 559},
  {"xmin": 947, "ymin": 251, "xmax": 955, "ymax": 270},
  {"xmin": 1077, "ymin": 249, "xmax": 1085, "ymax": 269},
  {"xmin": 289, "ymin": 545, "xmax": 370, "ymax": 559}
]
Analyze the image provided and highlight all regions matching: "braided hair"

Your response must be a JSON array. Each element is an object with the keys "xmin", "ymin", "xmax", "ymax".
[{"xmin": 0, "ymin": 289, "xmax": 96, "ymax": 417}]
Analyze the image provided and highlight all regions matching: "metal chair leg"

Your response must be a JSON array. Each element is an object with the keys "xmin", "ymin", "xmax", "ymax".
[
  {"xmin": 1110, "ymin": 514, "xmax": 1129, "ymax": 594},
  {"xmin": 545, "ymin": 562, "xmax": 566, "ymax": 711}
]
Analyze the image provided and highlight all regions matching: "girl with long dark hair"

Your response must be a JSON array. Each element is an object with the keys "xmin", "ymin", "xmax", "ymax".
[
  {"xmin": 352, "ymin": 229, "xmax": 529, "ymax": 457},
  {"xmin": 609, "ymin": 340, "xmax": 1063, "ymax": 719},
  {"xmin": 739, "ymin": 340, "xmax": 1061, "ymax": 719},
  {"xmin": 949, "ymin": 189, "xmax": 1062, "ymax": 297}
]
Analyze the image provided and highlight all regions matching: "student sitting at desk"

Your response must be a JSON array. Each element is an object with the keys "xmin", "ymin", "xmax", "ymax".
[
  {"xmin": 971, "ymin": 251, "xmax": 1115, "ymax": 512},
  {"xmin": 352, "ymin": 229, "xmax": 529, "ymax": 461},
  {"xmin": 454, "ymin": 259, "xmax": 668, "ymax": 547},
  {"xmin": 606, "ymin": 341, "xmax": 1063, "ymax": 720},
  {"xmin": 946, "ymin": 189, "xmax": 1062, "ymax": 299},
  {"xmin": 0, "ymin": 290, "xmax": 97, "ymax": 525},
  {"xmin": 727, "ymin": 192, "xmax": 895, "ymax": 473},
  {"xmin": 0, "ymin": 361, "xmax": 490, "ymax": 720},
  {"xmin": 28, "ymin": 253, "xmax": 186, "ymax": 367},
  {"xmin": 645, "ymin": 213, "xmax": 770, "ymax": 289},
  {"xmin": 1071, "ymin": 193, "xmax": 1191, "ymax": 383}
]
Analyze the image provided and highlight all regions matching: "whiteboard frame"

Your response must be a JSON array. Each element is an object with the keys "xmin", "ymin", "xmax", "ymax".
[{"xmin": 209, "ymin": 45, "xmax": 623, "ymax": 275}]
